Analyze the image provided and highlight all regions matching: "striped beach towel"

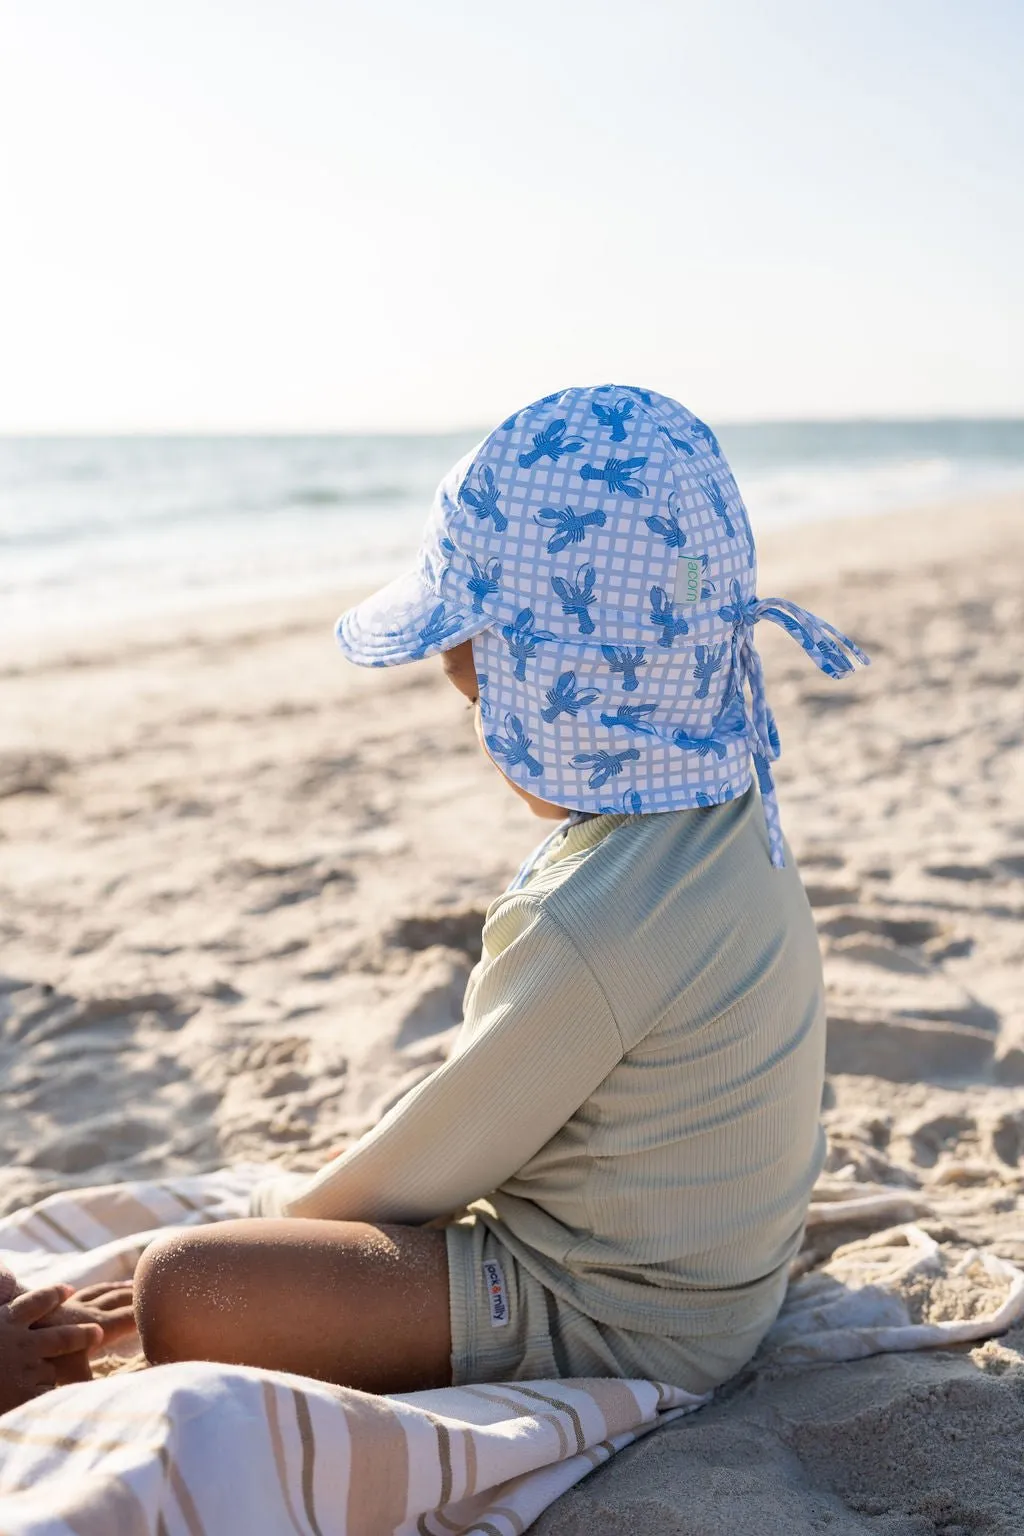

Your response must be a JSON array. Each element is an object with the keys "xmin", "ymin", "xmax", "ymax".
[
  {"xmin": 1, "ymin": 1167, "xmax": 1021, "ymax": 1534},
  {"xmin": 0, "ymin": 1167, "xmax": 708, "ymax": 1535}
]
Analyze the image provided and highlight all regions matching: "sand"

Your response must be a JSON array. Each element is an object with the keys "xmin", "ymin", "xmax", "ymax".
[{"xmin": 1, "ymin": 493, "xmax": 1023, "ymax": 1531}]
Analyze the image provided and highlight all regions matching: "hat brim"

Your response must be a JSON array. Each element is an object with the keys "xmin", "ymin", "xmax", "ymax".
[{"xmin": 335, "ymin": 567, "xmax": 491, "ymax": 667}]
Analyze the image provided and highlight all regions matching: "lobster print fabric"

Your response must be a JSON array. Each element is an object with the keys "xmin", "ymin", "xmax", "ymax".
[{"xmin": 335, "ymin": 385, "xmax": 869, "ymax": 866}]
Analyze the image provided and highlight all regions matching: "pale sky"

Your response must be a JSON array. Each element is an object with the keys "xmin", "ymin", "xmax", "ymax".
[{"xmin": 1, "ymin": 0, "xmax": 1021, "ymax": 431}]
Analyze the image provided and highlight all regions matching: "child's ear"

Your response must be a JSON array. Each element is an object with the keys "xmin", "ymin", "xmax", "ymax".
[{"xmin": 440, "ymin": 641, "xmax": 479, "ymax": 702}]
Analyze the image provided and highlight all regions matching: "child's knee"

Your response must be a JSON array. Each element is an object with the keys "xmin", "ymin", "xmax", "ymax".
[{"xmin": 134, "ymin": 1232, "xmax": 211, "ymax": 1364}]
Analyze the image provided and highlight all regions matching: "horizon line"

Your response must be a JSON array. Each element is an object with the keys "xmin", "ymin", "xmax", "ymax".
[{"xmin": 3, "ymin": 413, "xmax": 1024, "ymax": 440}]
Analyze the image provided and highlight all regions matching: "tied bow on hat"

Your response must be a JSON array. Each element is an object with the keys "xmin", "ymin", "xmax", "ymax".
[{"xmin": 715, "ymin": 580, "xmax": 869, "ymax": 863}]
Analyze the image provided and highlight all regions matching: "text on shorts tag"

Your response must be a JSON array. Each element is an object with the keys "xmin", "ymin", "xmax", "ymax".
[{"xmin": 482, "ymin": 1259, "xmax": 509, "ymax": 1328}]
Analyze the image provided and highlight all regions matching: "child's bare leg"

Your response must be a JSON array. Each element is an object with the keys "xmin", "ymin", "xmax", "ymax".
[{"xmin": 134, "ymin": 1219, "xmax": 451, "ymax": 1393}]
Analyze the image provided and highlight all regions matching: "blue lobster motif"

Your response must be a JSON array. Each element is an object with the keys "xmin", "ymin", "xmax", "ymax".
[
  {"xmin": 601, "ymin": 645, "xmax": 647, "ymax": 692},
  {"xmin": 486, "ymin": 714, "xmax": 544, "ymax": 777},
  {"xmin": 501, "ymin": 607, "xmax": 555, "ymax": 681},
  {"xmin": 534, "ymin": 505, "xmax": 606, "ymax": 554},
  {"xmin": 625, "ymin": 387, "xmax": 653, "ymax": 404},
  {"xmin": 476, "ymin": 671, "xmax": 492, "ymax": 718},
  {"xmin": 690, "ymin": 419, "xmax": 721, "ymax": 456},
  {"xmin": 411, "ymin": 603, "xmax": 466, "ymax": 659},
  {"xmin": 670, "ymin": 729, "xmax": 729, "ymax": 761},
  {"xmin": 703, "ymin": 477, "xmax": 735, "ymax": 538},
  {"xmin": 658, "ymin": 426, "xmax": 695, "ymax": 455},
  {"xmin": 672, "ymin": 690, "xmax": 746, "ymax": 759},
  {"xmin": 541, "ymin": 671, "xmax": 600, "ymax": 723},
  {"xmin": 645, "ymin": 495, "xmax": 687, "ymax": 549},
  {"xmin": 518, "ymin": 419, "xmax": 585, "ymax": 468},
  {"xmin": 649, "ymin": 586, "xmax": 689, "ymax": 647},
  {"xmin": 571, "ymin": 747, "xmax": 641, "ymax": 789},
  {"xmin": 579, "ymin": 456, "xmax": 649, "ymax": 498},
  {"xmin": 598, "ymin": 789, "xmax": 645, "ymax": 814},
  {"xmin": 692, "ymin": 642, "xmax": 727, "ymax": 699},
  {"xmin": 466, "ymin": 557, "xmax": 502, "ymax": 614},
  {"xmin": 551, "ymin": 565, "xmax": 598, "ymax": 635},
  {"xmin": 696, "ymin": 786, "xmax": 735, "ymax": 807},
  {"xmin": 460, "ymin": 466, "xmax": 508, "ymax": 531},
  {"xmin": 599, "ymin": 704, "xmax": 658, "ymax": 736},
  {"xmin": 815, "ymin": 637, "xmax": 855, "ymax": 678},
  {"xmin": 436, "ymin": 535, "xmax": 457, "ymax": 589},
  {"xmin": 591, "ymin": 398, "xmax": 634, "ymax": 442},
  {"xmin": 752, "ymin": 750, "xmax": 774, "ymax": 797}
]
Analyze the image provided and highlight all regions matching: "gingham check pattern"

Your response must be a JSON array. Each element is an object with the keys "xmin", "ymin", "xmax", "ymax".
[{"xmin": 336, "ymin": 385, "xmax": 868, "ymax": 866}]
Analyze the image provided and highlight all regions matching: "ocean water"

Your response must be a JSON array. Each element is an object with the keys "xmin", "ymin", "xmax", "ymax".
[{"xmin": 2, "ymin": 419, "xmax": 1023, "ymax": 642}]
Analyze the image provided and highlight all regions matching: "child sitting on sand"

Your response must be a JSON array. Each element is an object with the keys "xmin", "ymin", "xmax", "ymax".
[{"xmin": 134, "ymin": 385, "xmax": 868, "ymax": 1396}]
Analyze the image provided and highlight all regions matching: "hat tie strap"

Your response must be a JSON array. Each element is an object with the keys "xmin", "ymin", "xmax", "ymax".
[
  {"xmin": 750, "ymin": 594, "xmax": 870, "ymax": 676},
  {"xmin": 719, "ymin": 581, "xmax": 870, "ymax": 868}
]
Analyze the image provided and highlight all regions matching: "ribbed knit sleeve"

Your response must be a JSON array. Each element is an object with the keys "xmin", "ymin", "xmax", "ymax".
[{"xmin": 251, "ymin": 902, "xmax": 624, "ymax": 1223}]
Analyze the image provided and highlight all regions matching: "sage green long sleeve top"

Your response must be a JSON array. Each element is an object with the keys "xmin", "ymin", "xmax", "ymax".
[{"xmin": 252, "ymin": 791, "xmax": 827, "ymax": 1337}]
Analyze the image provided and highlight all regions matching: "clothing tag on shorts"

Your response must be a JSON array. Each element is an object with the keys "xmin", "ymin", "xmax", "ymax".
[{"xmin": 482, "ymin": 1259, "xmax": 510, "ymax": 1327}]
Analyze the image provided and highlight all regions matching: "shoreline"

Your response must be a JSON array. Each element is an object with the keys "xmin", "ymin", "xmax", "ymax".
[{"xmin": 3, "ymin": 488, "xmax": 1019, "ymax": 681}]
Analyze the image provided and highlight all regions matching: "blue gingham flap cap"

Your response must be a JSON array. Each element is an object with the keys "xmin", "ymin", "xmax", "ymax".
[{"xmin": 336, "ymin": 385, "xmax": 868, "ymax": 866}]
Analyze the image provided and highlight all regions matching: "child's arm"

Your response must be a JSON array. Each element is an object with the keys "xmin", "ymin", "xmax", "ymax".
[{"xmin": 253, "ymin": 904, "xmax": 622, "ymax": 1223}]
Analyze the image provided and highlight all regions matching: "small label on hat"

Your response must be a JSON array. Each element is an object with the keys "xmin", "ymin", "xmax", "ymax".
[{"xmin": 680, "ymin": 557, "xmax": 703, "ymax": 604}]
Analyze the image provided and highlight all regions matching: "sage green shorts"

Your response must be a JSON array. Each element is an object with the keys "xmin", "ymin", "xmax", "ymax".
[{"xmin": 444, "ymin": 1213, "xmax": 773, "ymax": 1396}]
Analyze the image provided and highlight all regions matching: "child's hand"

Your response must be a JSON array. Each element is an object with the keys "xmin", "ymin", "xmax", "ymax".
[
  {"xmin": 45, "ymin": 1282, "xmax": 137, "ymax": 1386},
  {"xmin": 60, "ymin": 1281, "xmax": 136, "ymax": 1341},
  {"xmin": 0, "ymin": 1283, "xmax": 103, "ymax": 1412}
]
